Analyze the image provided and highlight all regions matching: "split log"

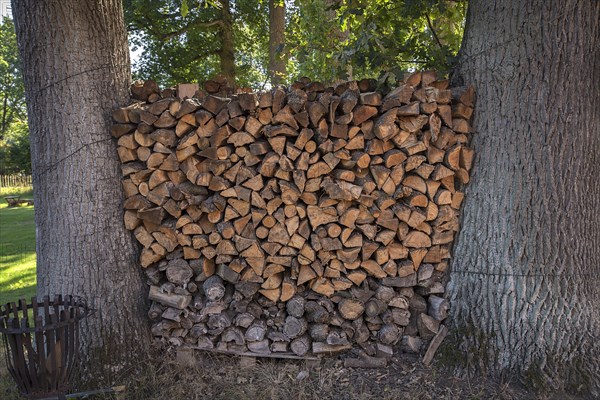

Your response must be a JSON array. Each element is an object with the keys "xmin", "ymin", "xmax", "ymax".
[
  {"xmin": 337, "ymin": 299, "xmax": 365, "ymax": 320},
  {"xmin": 166, "ymin": 259, "xmax": 193, "ymax": 285},
  {"xmin": 148, "ymin": 285, "xmax": 191, "ymax": 309},
  {"xmin": 378, "ymin": 324, "xmax": 401, "ymax": 345},
  {"xmin": 422, "ymin": 325, "xmax": 448, "ymax": 366},
  {"xmin": 417, "ymin": 313, "xmax": 440, "ymax": 340}
]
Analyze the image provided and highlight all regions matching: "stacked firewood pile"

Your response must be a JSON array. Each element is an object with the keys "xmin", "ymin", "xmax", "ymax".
[
  {"xmin": 202, "ymin": 75, "xmax": 236, "ymax": 97},
  {"xmin": 112, "ymin": 71, "xmax": 474, "ymax": 359}
]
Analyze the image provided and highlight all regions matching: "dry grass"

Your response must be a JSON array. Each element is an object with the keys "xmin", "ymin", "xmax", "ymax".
[
  {"xmin": 110, "ymin": 356, "xmax": 531, "ymax": 400},
  {"xmin": 111, "ymin": 349, "xmax": 534, "ymax": 400},
  {"xmin": 0, "ymin": 346, "xmax": 581, "ymax": 400}
]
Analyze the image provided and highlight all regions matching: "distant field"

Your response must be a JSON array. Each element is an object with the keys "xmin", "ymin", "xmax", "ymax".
[{"xmin": 0, "ymin": 186, "xmax": 36, "ymax": 305}]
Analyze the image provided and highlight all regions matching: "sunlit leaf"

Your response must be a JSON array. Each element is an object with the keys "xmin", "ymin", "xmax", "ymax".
[{"xmin": 181, "ymin": 0, "xmax": 189, "ymax": 17}]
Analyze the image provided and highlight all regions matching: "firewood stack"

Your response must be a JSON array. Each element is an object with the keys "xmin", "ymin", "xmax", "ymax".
[
  {"xmin": 112, "ymin": 71, "xmax": 475, "ymax": 359},
  {"xmin": 203, "ymin": 74, "xmax": 236, "ymax": 98}
]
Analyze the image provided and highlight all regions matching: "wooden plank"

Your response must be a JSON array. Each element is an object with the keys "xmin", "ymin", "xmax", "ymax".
[{"xmin": 189, "ymin": 346, "xmax": 320, "ymax": 361}]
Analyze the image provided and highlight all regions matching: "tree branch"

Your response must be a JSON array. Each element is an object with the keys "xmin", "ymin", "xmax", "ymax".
[
  {"xmin": 426, "ymin": 13, "xmax": 444, "ymax": 50},
  {"xmin": 161, "ymin": 19, "xmax": 224, "ymax": 41},
  {"xmin": 133, "ymin": 9, "xmax": 224, "ymax": 42}
]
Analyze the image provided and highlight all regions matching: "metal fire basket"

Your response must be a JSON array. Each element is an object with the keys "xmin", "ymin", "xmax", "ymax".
[{"xmin": 0, "ymin": 295, "xmax": 90, "ymax": 399}]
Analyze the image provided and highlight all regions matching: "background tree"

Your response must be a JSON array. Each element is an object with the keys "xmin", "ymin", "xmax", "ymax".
[
  {"xmin": 125, "ymin": 0, "xmax": 269, "ymax": 87},
  {"xmin": 125, "ymin": 0, "xmax": 466, "ymax": 87},
  {"xmin": 449, "ymin": 0, "xmax": 600, "ymax": 395},
  {"xmin": 11, "ymin": 0, "xmax": 150, "ymax": 382},
  {"xmin": 0, "ymin": 120, "xmax": 30, "ymax": 174},
  {"xmin": 268, "ymin": 0, "xmax": 286, "ymax": 85}
]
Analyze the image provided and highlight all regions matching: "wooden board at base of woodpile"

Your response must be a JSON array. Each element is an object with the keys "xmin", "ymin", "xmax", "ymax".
[{"xmin": 114, "ymin": 71, "xmax": 474, "ymax": 360}]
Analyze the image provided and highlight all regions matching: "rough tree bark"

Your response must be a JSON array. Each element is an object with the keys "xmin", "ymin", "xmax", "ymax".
[
  {"xmin": 219, "ymin": 0, "xmax": 236, "ymax": 87},
  {"xmin": 268, "ymin": 0, "xmax": 286, "ymax": 85},
  {"xmin": 450, "ymin": 0, "xmax": 600, "ymax": 395},
  {"xmin": 11, "ymin": 0, "xmax": 150, "ymax": 382}
]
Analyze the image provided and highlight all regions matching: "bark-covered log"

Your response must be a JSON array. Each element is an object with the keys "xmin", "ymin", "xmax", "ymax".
[
  {"xmin": 286, "ymin": 295, "xmax": 306, "ymax": 318},
  {"xmin": 203, "ymin": 275, "xmax": 226, "ymax": 301},
  {"xmin": 166, "ymin": 259, "xmax": 193, "ymax": 285},
  {"xmin": 290, "ymin": 334, "xmax": 311, "ymax": 356},
  {"xmin": 427, "ymin": 295, "xmax": 449, "ymax": 321},
  {"xmin": 245, "ymin": 320, "xmax": 267, "ymax": 342},
  {"xmin": 283, "ymin": 316, "xmax": 308, "ymax": 339},
  {"xmin": 149, "ymin": 285, "xmax": 191, "ymax": 309}
]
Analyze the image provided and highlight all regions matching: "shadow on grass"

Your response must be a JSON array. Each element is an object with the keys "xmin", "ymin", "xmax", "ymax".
[
  {"xmin": 0, "ymin": 284, "xmax": 37, "ymax": 305},
  {"xmin": 0, "ymin": 248, "xmax": 36, "ymax": 261},
  {"xmin": 0, "ymin": 250, "xmax": 36, "ymax": 305}
]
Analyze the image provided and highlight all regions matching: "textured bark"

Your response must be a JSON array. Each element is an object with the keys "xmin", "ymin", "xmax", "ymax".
[
  {"xmin": 268, "ymin": 0, "xmax": 286, "ymax": 86},
  {"xmin": 12, "ymin": 0, "xmax": 150, "ymax": 382},
  {"xmin": 450, "ymin": 0, "xmax": 600, "ymax": 395},
  {"xmin": 219, "ymin": 0, "xmax": 235, "ymax": 86}
]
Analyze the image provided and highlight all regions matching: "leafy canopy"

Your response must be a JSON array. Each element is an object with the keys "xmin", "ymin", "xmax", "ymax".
[
  {"xmin": 125, "ymin": 0, "xmax": 269, "ymax": 88},
  {"xmin": 288, "ymin": 0, "xmax": 466, "ymax": 83},
  {"xmin": 125, "ymin": 0, "xmax": 465, "ymax": 87}
]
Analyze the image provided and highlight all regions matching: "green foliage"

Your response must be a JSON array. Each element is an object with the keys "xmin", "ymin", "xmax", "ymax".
[
  {"xmin": 0, "ymin": 17, "xmax": 29, "ymax": 174},
  {"xmin": 125, "ymin": 0, "xmax": 270, "ymax": 88},
  {"xmin": 181, "ymin": 0, "xmax": 190, "ymax": 17},
  {"xmin": 0, "ymin": 120, "xmax": 30, "ymax": 174},
  {"xmin": 286, "ymin": 0, "xmax": 345, "ymax": 83},
  {"xmin": 0, "ymin": 17, "xmax": 25, "ymax": 130},
  {"xmin": 288, "ymin": 0, "xmax": 466, "ymax": 82},
  {"xmin": 125, "ymin": 0, "xmax": 465, "ymax": 87}
]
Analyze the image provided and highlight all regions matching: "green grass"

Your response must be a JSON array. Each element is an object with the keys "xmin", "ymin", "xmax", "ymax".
[
  {"xmin": 0, "ymin": 186, "xmax": 36, "ymax": 399},
  {"xmin": 0, "ymin": 186, "xmax": 36, "ymax": 305}
]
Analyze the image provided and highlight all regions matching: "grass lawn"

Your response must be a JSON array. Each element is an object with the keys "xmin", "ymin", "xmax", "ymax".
[
  {"xmin": 0, "ymin": 186, "xmax": 36, "ymax": 305},
  {"xmin": 0, "ymin": 186, "xmax": 36, "ymax": 399}
]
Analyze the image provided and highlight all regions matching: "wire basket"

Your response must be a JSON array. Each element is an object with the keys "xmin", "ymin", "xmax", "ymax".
[{"xmin": 0, "ymin": 295, "xmax": 91, "ymax": 399}]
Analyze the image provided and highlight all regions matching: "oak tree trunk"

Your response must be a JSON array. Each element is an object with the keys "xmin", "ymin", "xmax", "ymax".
[
  {"xmin": 268, "ymin": 0, "xmax": 286, "ymax": 85},
  {"xmin": 11, "ymin": 0, "xmax": 150, "ymax": 383},
  {"xmin": 450, "ymin": 0, "xmax": 600, "ymax": 395}
]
